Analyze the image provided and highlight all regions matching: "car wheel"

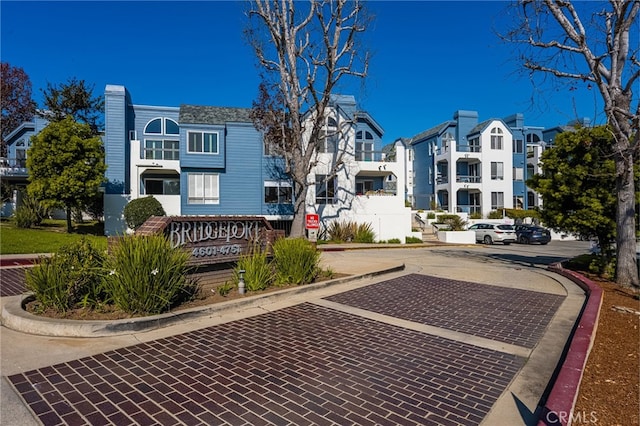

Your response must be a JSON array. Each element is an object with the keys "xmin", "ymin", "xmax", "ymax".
[
  {"xmin": 521, "ymin": 236, "xmax": 530, "ymax": 244},
  {"xmin": 483, "ymin": 235, "xmax": 493, "ymax": 245},
  {"xmin": 503, "ymin": 242, "xmax": 511, "ymax": 245},
  {"xmin": 541, "ymin": 242, "xmax": 548, "ymax": 245}
]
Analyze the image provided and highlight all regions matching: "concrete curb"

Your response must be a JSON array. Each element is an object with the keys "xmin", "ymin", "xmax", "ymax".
[
  {"xmin": 537, "ymin": 262, "xmax": 604, "ymax": 426},
  {"xmin": 1, "ymin": 264, "xmax": 406, "ymax": 338}
]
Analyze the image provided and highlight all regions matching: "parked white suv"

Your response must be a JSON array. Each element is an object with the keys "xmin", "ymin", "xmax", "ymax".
[{"xmin": 468, "ymin": 223, "xmax": 517, "ymax": 245}]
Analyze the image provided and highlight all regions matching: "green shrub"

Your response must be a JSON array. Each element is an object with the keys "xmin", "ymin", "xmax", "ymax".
[
  {"xmin": 354, "ymin": 222, "xmax": 375, "ymax": 243},
  {"xmin": 469, "ymin": 212, "xmax": 482, "ymax": 219},
  {"xmin": 25, "ymin": 238, "xmax": 105, "ymax": 312},
  {"xmin": 488, "ymin": 210, "xmax": 503, "ymax": 219},
  {"xmin": 102, "ymin": 234, "xmax": 196, "ymax": 315},
  {"xmin": 25, "ymin": 257, "xmax": 72, "ymax": 311},
  {"xmin": 326, "ymin": 220, "xmax": 357, "ymax": 242},
  {"xmin": 436, "ymin": 214, "xmax": 468, "ymax": 231},
  {"xmin": 326, "ymin": 220, "xmax": 375, "ymax": 243},
  {"xmin": 405, "ymin": 236, "xmax": 423, "ymax": 244},
  {"xmin": 217, "ymin": 281, "xmax": 234, "ymax": 297},
  {"xmin": 13, "ymin": 205, "xmax": 38, "ymax": 228},
  {"xmin": 272, "ymin": 237, "xmax": 320, "ymax": 286},
  {"xmin": 384, "ymin": 238, "xmax": 401, "ymax": 244},
  {"xmin": 427, "ymin": 212, "xmax": 436, "ymax": 219},
  {"xmin": 22, "ymin": 193, "xmax": 49, "ymax": 226},
  {"xmin": 234, "ymin": 246, "xmax": 273, "ymax": 291},
  {"xmin": 123, "ymin": 196, "xmax": 166, "ymax": 230}
]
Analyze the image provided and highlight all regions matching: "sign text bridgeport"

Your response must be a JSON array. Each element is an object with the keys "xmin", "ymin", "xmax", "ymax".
[{"xmin": 169, "ymin": 220, "xmax": 261, "ymax": 249}]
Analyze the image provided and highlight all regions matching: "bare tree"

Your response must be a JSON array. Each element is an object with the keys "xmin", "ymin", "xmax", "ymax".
[
  {"xmin": 503, "ymin": 0, "xmax": 639, "ymax": 288},
  {"xmin": 246, "ymin": 0, "xmax": 370, "ymax": 237}
]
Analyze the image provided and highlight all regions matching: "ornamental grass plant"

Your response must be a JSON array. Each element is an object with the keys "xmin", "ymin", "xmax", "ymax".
[
  {"xmin": 102, "ymin": 234, "xmax": 196, "ymax": 315},
  {"xmin": 272, "ymin": 237, "xmax": 320, "ymax": 286},
  {"xmin": 234, "ymin": 245, "xmax": 273, "ymax": 291},
  {"xmin": 25, "ymin": 238, "xmax": 105, "ymax": 312},
  {"xmin": 326, "ymin": 220, "xmax": 375, "ymax": 243}
]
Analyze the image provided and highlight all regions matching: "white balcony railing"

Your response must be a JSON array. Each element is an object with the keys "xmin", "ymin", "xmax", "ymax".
[{"xmin": 0, "ymin": 158, "xmax": 28, "ymax": 176}]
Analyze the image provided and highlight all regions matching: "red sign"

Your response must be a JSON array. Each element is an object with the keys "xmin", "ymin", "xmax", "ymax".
[{"xmin": 305, "ymin": 214, "xmax": 320, "ymax": 229}]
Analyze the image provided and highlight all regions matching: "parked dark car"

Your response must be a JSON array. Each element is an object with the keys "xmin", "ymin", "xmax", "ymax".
[{"xmin": 514, "ymin": 224, "xmax": 551, "ymax": 245}]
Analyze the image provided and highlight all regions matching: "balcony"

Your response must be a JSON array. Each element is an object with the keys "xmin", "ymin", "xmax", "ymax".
[
  {"xmin": 355, "ymin": 149, "xmax": 389, "ymax": 162},
  {"xmin": 356, "ymin": 149, "xmax": 399, "ymax": 178},
  {"xmin": 0, "ymin": 158, "xmax": 28, "ymax": 177},
  {"xmin": 436, "ymin": 143, "xmax": 481, "ymax": 162},
  {"xmin": 456, "ymin": 175, "xmax": 481, "ymax": 183}
]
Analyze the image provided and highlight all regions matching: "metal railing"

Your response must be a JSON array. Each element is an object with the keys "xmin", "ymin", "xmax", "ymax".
[
  {"xmin": 355, "ymin": 150, "xmax": 391, "ymax": 162},
  {"xmin": 0, "ymin": 158, "xmax": 28, "ymax": 175},
  {"xmin": 456, "ymin": 175, "xmax": 481, "ymax": 183}
]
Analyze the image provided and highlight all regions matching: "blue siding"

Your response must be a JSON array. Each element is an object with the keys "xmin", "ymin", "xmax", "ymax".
[
  {"xmin": 133, "ymin": 105, "xmax": 180, "ymax": 160},
  {"xmin": 104, "ymin": 86, "xmax": 127, "ymax": 194},
  {"xmin": 180, "ymin": 123, "xmax": 265, "ymax": 215},
  {"xmin": 412, "ymin": 138, "xmax": 433, "ymax": 210},
  {"xmin": 180, "ymin": 123, "xmax": 226, "ymax": 169}
]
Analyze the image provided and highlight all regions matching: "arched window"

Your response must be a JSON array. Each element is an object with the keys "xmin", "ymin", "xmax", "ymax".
[
  {"xmin": 144, "ymin": 118, "xmax": 162, "ymax": 134},
  {"xmin": 319, "ymin": 116, "xmax": 337, "ymax": 153},
  {"xmin": 143, "ymin": 117, "xmax": 180, "ymax": 160},
  {"xmin": 490, "ymin": 127, "xmax": 503, "ymax": 149},
  {"xmin": 356, "ymin": 129, "xmax": 374, "ymax": 161},
  {"xmin": 526, "ymin": 133, "xmax": 541, "ymax": 143},
  {"xmin": 165, "ymin": 119, "xmax": 179, "ymax": 135}
]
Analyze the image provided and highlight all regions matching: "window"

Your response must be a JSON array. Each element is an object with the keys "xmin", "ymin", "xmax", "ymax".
[
  {"xmin": 165, "ymin": 119, "xmax": 179, "ymax": 135},
  {"xmin": 315, "ymin": 174, "xmax": 335, "ymax": 204},
  {"xmin": 143, "ymin": 118, "xmax": 179, "ymax": 160},
  {"xmin": 491, "ymin": 192, "xmax": 504, "ymax": 209},
  {"xmin": 468, "ymin": 137, "xmax": 480, "ymax": 152},
  {"xmin": 318, "ymin": 117, "xmax": 338, "ymax": 153},
  {"xmin": 526, "ymin": 133, "xmax": 541, "ymax": 143},
  {"xmin": 145, "ymin": 140, "xmax": 179, "ymax": 160},
  {"xmin": 513, "ymin": 139, "xmax": 523, "ymax": 153},
  {"xmin": 513, "ymin": 167, "xmax": 524, "ymax": 181},
  {"xmin": 144, "ymin": 178, "xmax": 180, "ymax": 195},
  {"xmin": 188, "ymin": 132, "xmax": 218, "ymax": 154},
  {"xmin": 145, "ymin": 118, "xmax": 162, "ymax": 134},
  {"xmin": 513, "ymin": 196, "xmax": 524, "ymax": 210},
  {"xmin": 144, "ymin": 117, "xmax": 179, "ymax": 135},
  {"xmin": 356, "ymin": 180, "xmax": 373, "ymax": 195},
  {"xmin": 188, "ymin": 173, "xmax": 219, "ymax": 204},
  {"xmin": 491, "ymin": 162, "xmax": 504, "ymax": 180},
  {"xmin": 15, "ymin": 139, "xmax": 27, "ymax": 167},
  {"xmin": 490, "ymin": 127, "xmax": 503, "ymax": 149},
  {"xmin": 264, "ymin": 181, "xmax": 292, "ymax": 204},
  {"xmin": 356, "ymin": 130, "xmax": 374, "ymax": 161}
]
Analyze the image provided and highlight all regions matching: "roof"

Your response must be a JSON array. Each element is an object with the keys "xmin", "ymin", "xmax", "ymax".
[
  {"xmin": 179, "ymin": 105, "xmax": 253, "ymax": 125},
  {"xmin": 410, "ymin": 121, "xmax": 453, "ymax": 145}
]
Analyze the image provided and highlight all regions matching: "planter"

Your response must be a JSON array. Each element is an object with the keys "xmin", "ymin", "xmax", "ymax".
[{"xmin": 436, "ymin": 230, "xmax": 476, "ymax": 244}]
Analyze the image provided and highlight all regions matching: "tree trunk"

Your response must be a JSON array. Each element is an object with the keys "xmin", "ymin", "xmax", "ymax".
[
  {"xmin": 65, "ymin": 205, "xmax": 73, "ymax": 233},
  {"xmin": 290, "ymin": 173, "xmax": 308, "ymax": 238},
  {"xmin": 615, "ymin": 151, "xmax": 639, "ymax": 288}
]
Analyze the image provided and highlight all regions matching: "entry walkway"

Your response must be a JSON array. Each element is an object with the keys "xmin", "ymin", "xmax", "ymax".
[{"xmin": 1, "ymin": 246, "xmax": 585, "ymax": 425}]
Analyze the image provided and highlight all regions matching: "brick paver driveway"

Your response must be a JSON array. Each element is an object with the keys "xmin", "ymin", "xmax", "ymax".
[
  {"xmin": 0, "ymin": 267, "xmax": 28, "ymax": 297},
  {"xmin": 7, "ymin": 273, "xmax": 565, "ymax": 425}
]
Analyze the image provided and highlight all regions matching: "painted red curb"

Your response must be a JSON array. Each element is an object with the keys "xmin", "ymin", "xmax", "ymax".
[
  {"xmin": 538, "ymin": 263, "xmax": 603, "ymax": 426},
  {"xmin": 0, "ymin": 258, "xmax": 38, "ymax": 267}
]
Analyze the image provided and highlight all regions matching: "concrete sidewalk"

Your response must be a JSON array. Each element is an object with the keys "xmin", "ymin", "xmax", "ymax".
[{"xmin": 1, "ymin": 246, "xmax": 586, "ymax": 425}]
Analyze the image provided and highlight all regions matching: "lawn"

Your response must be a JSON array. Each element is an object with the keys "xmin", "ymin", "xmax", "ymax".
[{"xmin": 0, "ymin": 219, "xmax": 108, "ymax": 254}]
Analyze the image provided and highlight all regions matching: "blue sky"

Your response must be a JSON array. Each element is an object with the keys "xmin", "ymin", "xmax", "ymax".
[{"xmin": 2, "ymin": 1, "xmax": 604, "ymax": 142}]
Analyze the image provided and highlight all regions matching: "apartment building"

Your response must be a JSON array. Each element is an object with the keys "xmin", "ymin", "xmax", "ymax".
[
  {"xmin": 411, "ymin": 110, "xmax": 514, "ymax": 216},
  {"xmin": 103, "ymin": 85, "xmax": 412, "ymax": 240}
]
